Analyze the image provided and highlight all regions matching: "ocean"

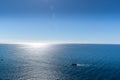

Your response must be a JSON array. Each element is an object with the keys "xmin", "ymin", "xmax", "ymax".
[{"xmin": 0, "ymin": 44, "xmax": 120, "ymax": 80}]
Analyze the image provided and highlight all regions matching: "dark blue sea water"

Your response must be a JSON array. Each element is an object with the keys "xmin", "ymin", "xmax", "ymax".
[{"xmin": 0, "ymin": 44, "xmax": 120, "ymax": 80}]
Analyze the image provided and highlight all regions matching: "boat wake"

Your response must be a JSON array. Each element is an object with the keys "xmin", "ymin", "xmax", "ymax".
[
  {"xmin": 72, "ymin": 63, "xmax": 90, "ymax": 67},
  {"xmin": 77, "ymin": 64, "xmax": 90, "ymax": 67}
]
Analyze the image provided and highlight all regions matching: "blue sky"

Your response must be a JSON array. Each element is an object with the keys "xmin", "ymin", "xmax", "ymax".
[{"xmin": 0, "ymin": 0, "xmax": 120, "ymax": 44}]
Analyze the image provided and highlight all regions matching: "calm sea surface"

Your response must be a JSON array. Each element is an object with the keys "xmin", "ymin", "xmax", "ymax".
[{"xmin": 0, "ymin": 44, "xmax": 120, "ymax": 80}]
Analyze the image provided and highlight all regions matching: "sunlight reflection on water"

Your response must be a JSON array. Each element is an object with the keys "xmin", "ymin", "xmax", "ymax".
[{"xmin": 1, "ymin": 44, "xmax": 120, "ymax": 80}]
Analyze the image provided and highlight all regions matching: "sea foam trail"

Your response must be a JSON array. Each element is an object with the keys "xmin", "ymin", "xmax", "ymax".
[{"xmin": 76, "ymin": 64, "xmax": 90, "ymax": 67}]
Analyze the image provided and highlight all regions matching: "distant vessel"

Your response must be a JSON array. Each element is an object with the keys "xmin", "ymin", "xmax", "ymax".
[{"xmin": 72, "ymin": 63, "xmax": 77, "ymax": 66}]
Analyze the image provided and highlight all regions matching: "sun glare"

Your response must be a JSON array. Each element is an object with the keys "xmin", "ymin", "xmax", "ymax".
[{"xmin": 24, "ymin": 43, "xmax": 50, "ymax": 48}]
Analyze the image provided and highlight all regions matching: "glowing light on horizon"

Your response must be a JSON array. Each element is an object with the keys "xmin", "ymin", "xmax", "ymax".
[{"xmin": 22, "ymin": 42, "xmax": 51, "ymax": 48}]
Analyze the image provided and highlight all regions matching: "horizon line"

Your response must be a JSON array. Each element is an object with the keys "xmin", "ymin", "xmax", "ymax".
[{"xmin": 0, "ymin": 41, "xmax": 120, "ymax": 45}]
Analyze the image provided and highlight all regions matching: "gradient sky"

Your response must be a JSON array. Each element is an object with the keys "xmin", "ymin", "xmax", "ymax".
[{"xmin": 0, "ymin": 0, "xmax": 120, "ymax": 44}]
